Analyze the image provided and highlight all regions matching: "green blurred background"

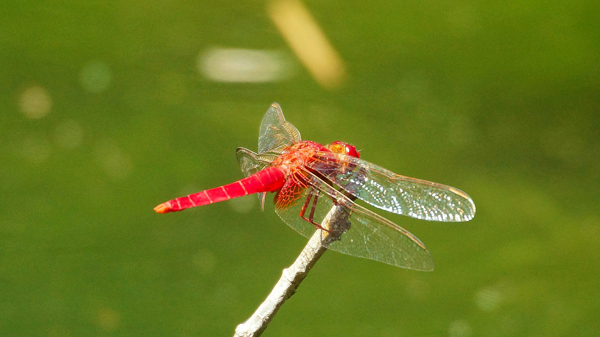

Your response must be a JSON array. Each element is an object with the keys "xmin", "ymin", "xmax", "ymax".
[{"xmin": 1, "ymin": 0, "xmax": 599, "ymax": 336}]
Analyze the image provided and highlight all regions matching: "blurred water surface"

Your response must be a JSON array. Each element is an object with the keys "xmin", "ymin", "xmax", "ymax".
[{"xmin": 1, "ymin": 0, "xmax": 599, "ymax": 336}]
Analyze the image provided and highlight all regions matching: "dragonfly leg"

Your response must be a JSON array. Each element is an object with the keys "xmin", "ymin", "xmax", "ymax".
[{"xmin": 299, "ymin": 190, "xmax": 330, "ymax": 232}]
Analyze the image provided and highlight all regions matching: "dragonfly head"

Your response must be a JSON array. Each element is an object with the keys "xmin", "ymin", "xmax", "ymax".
[{"xmin": 329, "ymin": 141, "xmax": 360, "ymax": 158}]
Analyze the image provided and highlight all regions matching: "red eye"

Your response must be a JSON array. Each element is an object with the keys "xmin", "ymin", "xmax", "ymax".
[{"xmin": 331, "ymin": 141, "xmax": 360, "ymax": 158}]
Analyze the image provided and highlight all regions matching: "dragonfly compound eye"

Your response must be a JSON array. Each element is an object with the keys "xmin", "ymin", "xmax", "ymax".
[{"xmin": 330, "ymin": 141, "xmax": 360, "ymax": 158}]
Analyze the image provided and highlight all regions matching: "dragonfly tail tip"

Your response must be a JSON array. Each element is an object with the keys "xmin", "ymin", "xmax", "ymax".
[{"xmin": 154, "ymin": 203, "xmax": 173, "ymax": 214}]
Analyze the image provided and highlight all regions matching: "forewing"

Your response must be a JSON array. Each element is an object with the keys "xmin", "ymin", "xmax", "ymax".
[
  {"xmin": 236, "ymin": 147, "xmax": 271, "ymax": 177},
  {"xmin": 258, "ymin": 103, "xmax": 301, "ymax": 154},
  {"xmin": 236, "ymin": 147, "xmax": 277, "ymax": 209},
  {"xmin": 274, "ymin": 173, "xmax": 434, "ymax": 270},
  {"xmin": 311, "ymin": 152, "xmax": 476, "ymax": 222}
]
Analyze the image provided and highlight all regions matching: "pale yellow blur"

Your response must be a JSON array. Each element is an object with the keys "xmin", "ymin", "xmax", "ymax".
[{"xmin": 268, "ymin": 0, "xmax": 347, "ymax": 89}]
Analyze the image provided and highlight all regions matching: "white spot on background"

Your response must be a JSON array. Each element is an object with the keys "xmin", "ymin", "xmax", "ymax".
[
  {"xmin": 211, "ymin": 283, "xmax": 239, "ymax": 307},
  {"xmin": 193, "ymin": 249, "xmax": 217, "ymax": 275},
  {"xmin": 447, "ymin": 4, "xmax": 480, "ymax": 37},
  {"xmin": 405, "ymin": 277, "xmax": 429, "ymax": 300},
  {"xmin": 199, "ymin": 48, "xmax": 291, "ymax": 83},
  {"xmin": 21, "ymin": 136, "xmax": 51, "ymax": 163},
  {"xmin": 94, "ymin": 139, "xmax": 132, "ymax": 179},
  {"xmin": 95, "ymin": 307, "xmax": 120, "ymax": 331},
  {"xmin": 80, "ymin": 60, "xmax": 112, "ymax": 93},
  {"xmin": 449, "ymin": 320, "xmax": 472, "ymax": 337},
  {"xmin": 397, "ymin": 71, "xmax": 429, "ymax": 103},
  {"xmin": 228, "ymin": 195, "xmax": 256, "ymax": 214},
  {"xmin": 19, "ymin": 85, "xmax": 52, "ymax": 119},
  {"xmin": 540, "ymin": 122, "xmax": 584, "ymax": 165},
  {"xmin": 475, "ymin": 286, "xmax": 502, "ymax": 311},
  {"xmin": 54, "ymin": 120, "xmax": 84, "ymax": 149}
]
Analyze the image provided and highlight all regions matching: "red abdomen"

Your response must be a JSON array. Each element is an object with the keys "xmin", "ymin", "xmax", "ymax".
[{"xmin": 154, "ymin": 166, "xmax": 286, "ymax": 213}]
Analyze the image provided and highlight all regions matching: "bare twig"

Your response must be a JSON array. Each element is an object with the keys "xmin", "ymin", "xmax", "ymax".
[{"xmin": 233, "ymin": 205, "xmax": 350, "ymax": 337}]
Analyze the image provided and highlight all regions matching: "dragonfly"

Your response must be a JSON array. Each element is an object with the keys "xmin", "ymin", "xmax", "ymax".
[{"xmin": 154, "ymin": 103, "xmax": 475, "ymax": 271}]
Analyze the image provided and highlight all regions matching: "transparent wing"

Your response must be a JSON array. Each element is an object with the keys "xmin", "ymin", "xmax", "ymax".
[
  {"xmin": 258, "ymin": 102, "xmax": 301, "ymax": 154},
  {"xmin": 236, "ymin": 147, "xmax": 274, "ymax": 177},
  {"xmin": 273, "ymin": 172, "xmax": 434, "ymax": 271},
  {"xmin": 308, "ymin": 152, "xmax": 476, "ymax": 222},
  {"xmin": 236, "ymin": 147, "xmax": 278, "ymax": 209}
]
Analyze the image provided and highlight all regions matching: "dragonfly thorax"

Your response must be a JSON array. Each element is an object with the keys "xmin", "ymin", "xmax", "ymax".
[{"xmin": 271, "ymin": 141, "xmax": 329, "ymax": 177}]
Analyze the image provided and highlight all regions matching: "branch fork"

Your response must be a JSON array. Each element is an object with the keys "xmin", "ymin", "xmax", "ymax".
[{"xmin": 234, "ymin": 205, "xmax": 350, "ymax": 337}]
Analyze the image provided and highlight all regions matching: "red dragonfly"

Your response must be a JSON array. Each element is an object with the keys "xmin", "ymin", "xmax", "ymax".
[{"xmin": 155, "ymin": 103, "xmax": 475, "ymax": 271}]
